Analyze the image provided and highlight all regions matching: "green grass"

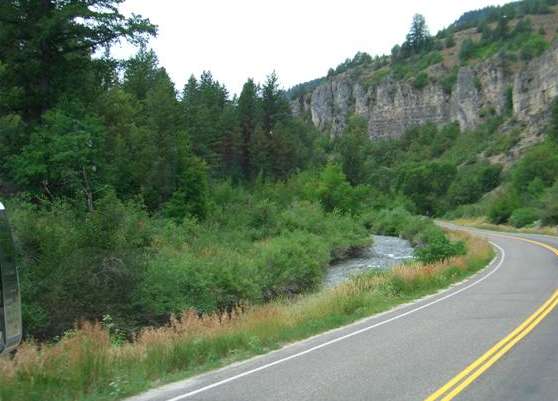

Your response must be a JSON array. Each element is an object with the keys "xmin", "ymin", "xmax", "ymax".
[{"xmin": 0, "ymin": 230, "xmax": 494, "ymax": 401}]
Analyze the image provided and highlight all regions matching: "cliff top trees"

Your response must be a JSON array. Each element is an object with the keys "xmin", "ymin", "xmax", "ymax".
[{"xmin": 400, "ymin": 14, "xmax": 433, "ymax": 57}]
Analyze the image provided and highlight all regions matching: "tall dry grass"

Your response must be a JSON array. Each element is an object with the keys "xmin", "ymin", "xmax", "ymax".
[{"xmin": 0, "ymin": 230, "xmax": 493, "ymax": 401}]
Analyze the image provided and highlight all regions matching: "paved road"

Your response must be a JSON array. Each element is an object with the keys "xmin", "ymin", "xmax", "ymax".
[{"xmin": 127, "ymin": 227, "xmax": 558, "ymax": 401}]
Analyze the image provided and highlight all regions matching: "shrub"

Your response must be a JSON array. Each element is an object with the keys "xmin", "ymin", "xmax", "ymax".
[
  {"xmin": 414, "ymin": 227, "xmax": 466, "ymax": 263},
  {"xmin": 520, "ymin": 35, "xmax": 549, "ymax": 60},
  {"xmin": 487, "ymin": 192, "xmax": 520, "ymax": 224},
  {"xmin": 459, "ymin": 38, "xmax": 477, "ymax": 62},
  {"xmin": 315, "ymin": 163, "xmax": 365, "ymax": 214},
  {"xmin": 11, "ymin": 192, "xmax": 154, "ymax": 338},
  {"xmin": 413, "ymin": 72, "xmax": 429, "ymax": 90},
  {"xmin": 440, "ymin": 68, "xmax": 458, "ymax": 94},
  {"xmin": 446, "ymin": 162, "xmax": 502, "ymax": 206},
  {"xmin": 509, "ymin": 207, "xmax": 540, "ymax": 227},
  {"xmin": 511, "ymin": 141, "xmax": 558, "ymax": 193},
  {"xmin": 257, "ymin": 230, "xmax": 330, "ymax": 299},
  {"xmin": 541, "ymin": 182, "xmax": 558, "ymax": 225}
]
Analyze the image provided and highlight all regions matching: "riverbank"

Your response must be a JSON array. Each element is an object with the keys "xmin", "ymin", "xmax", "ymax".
[{"xmin": 0, "ymin": 229, "xmax": 493, "ymax": 401}]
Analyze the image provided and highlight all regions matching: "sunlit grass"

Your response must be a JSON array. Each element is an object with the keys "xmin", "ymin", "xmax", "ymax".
[{"xmin": 0, "ymin": 231, "xmax": 493, "ymax": 401}]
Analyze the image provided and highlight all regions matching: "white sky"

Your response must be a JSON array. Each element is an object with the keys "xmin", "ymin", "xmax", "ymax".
[{"xmin": 114, "ymin": 0, "xmax": 513, "ymax": 95}]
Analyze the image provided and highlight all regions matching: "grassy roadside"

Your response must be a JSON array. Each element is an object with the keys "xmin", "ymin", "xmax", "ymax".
[
  {"xmin": 451, "ymin": 218, "xmax": 558, "ymax": 236},
  {"xmin": 0, "ymin": 230, "xmax": 493, "ymax": 401}
]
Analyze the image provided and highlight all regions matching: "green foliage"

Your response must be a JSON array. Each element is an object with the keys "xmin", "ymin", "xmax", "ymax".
[
  {"xmin": 488, "ymin": 191, "xmax": 521, "ymax": 224},
  {"xmin": 520, "ymin": 33, "xmax": 549, "ymax": 60},
  {"xmin": 163, "ymin": 157, "xmax": 209, "ymax": 221},
  {"xmin": 401, "ymin": 14, "xmax": 434, "ymax": 57},
  {"xmin": 511, "ymin": 141, "xmax": 558, "ymax": 193},
  {"xmin": 459, "ymin": 39, "xmax": 477, "ymax": 63},
  {"xmin": 4, "ymin": 0, "xmax": 557, "ymax": 350},
  {"xmin": 509, "ymin": 207, "xmax": 540, "ymax": 227},
  {"xmin": 335, "ymin": 115, "xmax": 372, "ymax": 185},
  {"xmin": 548, "ymin": 97, "xmax": 558, "ymax": 142},
  {"xmin": 457, "ymin": 16, "xmax": 548, "ymax": 65},
  {"xmin": 392, "ymin": 51, "xmax": 443, "ymax": 81},
  {"xmin": 505, "ymin": 86, "xmax": 514, "ymax": 115},
  {"xmin": 413, "ymin": 72, "xmax": 429, "ymax": 89},
  {"xmin": 12, "ymin": 192, "xmax": 153, "ymax": 338},
  {"xmin": 541, "ymin": 181, "xmax": 558, "ymax": 225},
  {"xmin": 327, "ymin": 51, "xmax": 384, "ymax": 77},
  {"xmin": 414, "ymin": 227, "xmax": 466, "ymax": 263},
  {"xmin": 315, "ymin": 163, "xmax": 365, "ymax": 214},
  {"xmin": 440, "ymin": 67, "xmax": 458, "ymax": 94},
  {"xmin": 10, "ymin": 106, "xmax": 105, "ymax": 208},
  {"xmin": 0, "ymin": 0, "xmax": 156, "ymax": 119},
  {"xmin": 396, "ymin": 161, "xmax": 457, "ymax": 215},
  {"xmin": 446, "ymin": 163, "xmax": 502, "ymax": 207},
  {"xmin": 451, "ymin": 0, "xmax": 557, "ymax": 31},
  {"xmin": 445, "ymin": 35, "xmax": 456, "ymax": 48}
]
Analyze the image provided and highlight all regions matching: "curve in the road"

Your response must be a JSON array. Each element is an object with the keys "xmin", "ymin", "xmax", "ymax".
[
  {"xmin": 125, "ymin": 228, "xmax": 558, "ymax": 401},
  {"xmin": 424, "ymin": 234, "xmax": 558, "ymax": 401},
  {"xmin": 166, "ymin": 244, "xmax": 506, "ymax": 401}
]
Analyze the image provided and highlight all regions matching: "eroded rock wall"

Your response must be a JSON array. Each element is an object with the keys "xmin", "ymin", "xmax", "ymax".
[{"xmin": 291, "ymin": 45, "xmax": 558, "ymax": 138}]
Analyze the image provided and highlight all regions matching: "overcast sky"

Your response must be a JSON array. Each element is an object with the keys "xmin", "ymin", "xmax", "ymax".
[{"xmin": 114, "ymin": 0, "xmax": 513, "ymax": 95}]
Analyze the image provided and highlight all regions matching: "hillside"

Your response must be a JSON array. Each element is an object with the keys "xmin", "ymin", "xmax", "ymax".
[{"xmin": 289, "ymin": 0, "xmax": 558, "ymax": 152}]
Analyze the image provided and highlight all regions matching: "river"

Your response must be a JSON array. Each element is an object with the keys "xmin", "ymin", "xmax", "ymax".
[{"xmin": 324, "ymin": 235, "xmax": 415, "ymax": 288}]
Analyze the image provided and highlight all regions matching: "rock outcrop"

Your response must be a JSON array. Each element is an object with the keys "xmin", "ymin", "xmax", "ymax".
[{"xmin": 291, "ymin": 44, "xmax": 558, "ymax": 138}]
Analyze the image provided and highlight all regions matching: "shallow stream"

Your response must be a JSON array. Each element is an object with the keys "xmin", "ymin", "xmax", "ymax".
[{"xmin": 324, "ymin": 235, "xmax": 415, "ymax": 288}]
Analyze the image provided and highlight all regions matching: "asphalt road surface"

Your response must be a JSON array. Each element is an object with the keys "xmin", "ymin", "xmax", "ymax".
[{"xmin": 126, "ymin": 226, "xmax": 558, "ymax": 401}]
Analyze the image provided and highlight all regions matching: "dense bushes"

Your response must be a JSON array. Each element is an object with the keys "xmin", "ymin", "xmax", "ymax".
[
  {"xmin": 541, "ymin": 182, "xmax": 558, "ymax": 225},
  {"xmin": 458, "ymin": 16, "xmax": 549, "ymax": 64},
  {"xmin": 484, "ymin": 140, "xmax": 558, "ymax": 226},
  {"xmin": 11, "ymin": 192, "xmax": 153, "ymax": 338},
  {"xmin": 11, "ymin": 154, "xmax": 475, "ymax": 340},
  {"xmin": 0, "ymin": 231, "xmax": 493, "ymax": 401},
  {"xmin": 447, "ymin": 163, "xmax": 502, "ymax": 206},
  {"xmin": 11, "ymin": 167, "xmax": 375, "ymax": 339},
  {"xmin": 509, "ymin": 207, "xmax": 540, "ymax": 228}
]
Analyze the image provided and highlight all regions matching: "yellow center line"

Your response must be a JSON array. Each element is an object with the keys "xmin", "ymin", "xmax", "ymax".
[
  {"xmin": 423, "ymin": 236, "xmax": 558, "ymax": 401},
  {"xmin": 439, "ymin": 295, "xmax": 558, "ymax": 401}
]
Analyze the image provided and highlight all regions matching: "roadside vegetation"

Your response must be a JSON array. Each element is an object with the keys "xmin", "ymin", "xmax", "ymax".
[
  {"xmin": 0, "ymin": 230, "xmax": 492, "ymax": 401},
  {"xmin": 447, "ymin": 103, "xmax": 558, "ymax": 229}
]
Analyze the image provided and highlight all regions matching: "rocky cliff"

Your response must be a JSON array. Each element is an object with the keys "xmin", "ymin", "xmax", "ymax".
[{"xmin": 291, "ymin": 44, "xmax": 558, "ymax": 138}]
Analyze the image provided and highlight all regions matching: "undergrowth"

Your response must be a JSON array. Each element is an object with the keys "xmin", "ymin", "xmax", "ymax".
[{"xmin": 0, "ymin": 230, "xmax": 493, "ymax": 401}]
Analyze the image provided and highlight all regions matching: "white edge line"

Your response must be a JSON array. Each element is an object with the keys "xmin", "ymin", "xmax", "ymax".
[{"xmin": 165, "ymin": 242, "xmax": 506, "ymax": 401}]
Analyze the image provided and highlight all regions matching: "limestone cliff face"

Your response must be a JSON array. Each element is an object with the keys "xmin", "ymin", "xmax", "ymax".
[{"xmin": 291, "ymin": 45, "xmax": 558, "ymax": 138}]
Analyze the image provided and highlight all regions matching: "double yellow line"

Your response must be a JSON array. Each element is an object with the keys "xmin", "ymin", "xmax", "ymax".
[{"xmin": 424, "ymin": 236, "xmax": 558, "ymax": 401}]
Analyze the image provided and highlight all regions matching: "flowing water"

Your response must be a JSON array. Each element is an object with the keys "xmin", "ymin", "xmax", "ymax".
[{"xmin": 324, "ymin": 235, "xmax": 414, "ymax": 288}]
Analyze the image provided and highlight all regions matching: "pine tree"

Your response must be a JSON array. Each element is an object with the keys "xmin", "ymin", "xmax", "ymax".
[
  {"xmin": 0, "ymin": 0, "xmax": 156, "ymax": 120},
  {"xmin": 238, "ymin": 79, "xmax": 260, "ymax": 179},
  {"xmin": 404, "ymin": 14, "xmax": 432, "ymax": 55},
  {"xmin": 261, "ymin": 72, "xmax": 289, "ymax": 134}
]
